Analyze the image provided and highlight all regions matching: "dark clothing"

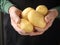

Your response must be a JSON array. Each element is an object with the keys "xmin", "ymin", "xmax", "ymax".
[
  {"xmin": 4, "ymin": 14, "xmax": 60, "ymax": 45},
  {"xmin": 9, "ymin": 0, "xmax": 60, "ymax": 10},
  {"xmin": 4, "ymin": 0, "xmax": 60, "ymax": 45}
]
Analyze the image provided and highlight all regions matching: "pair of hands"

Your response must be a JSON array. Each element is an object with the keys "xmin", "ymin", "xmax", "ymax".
[{"xmin": 9, "ymin": 6, "xmax": 58, "ymax": 36}]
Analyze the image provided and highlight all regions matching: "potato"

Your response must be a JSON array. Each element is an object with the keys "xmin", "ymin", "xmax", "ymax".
[
  {"xmin": 17, "ymin": 19, "xmax": 33, "ymax": 33},
  {"xmin": 28, "ymin": 10, "xmax": 46, "ymax": 28},
  {"xmin": 22, "ymin": 7, "xmax": 34, "ymax": 19},
  {"xmin": 36, "ymin": 5, "xmax": 48, "ymax": 16}
]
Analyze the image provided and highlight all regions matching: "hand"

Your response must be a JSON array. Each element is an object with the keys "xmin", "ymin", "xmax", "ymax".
[
  {"xmin": 29, "ymin": 9, "xmax": 58, "ymax": 36},
  {"xmin": 9, "ymin": 6, "xmax": 30, "ymax": 35}
]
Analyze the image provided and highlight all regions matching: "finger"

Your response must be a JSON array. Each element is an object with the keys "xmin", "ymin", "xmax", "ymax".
[
  {"xmin": 34, "ymin": 10, "xmax": 57, "ymax": 35},
  {"xmin": 44, "ymin": 10, "xmax": 58, "ymax": 29},
  {"xmin": 29, "ymin": 31, "xmax": 44, "ymax": 36},
  {"xmin": 45, "ymin": 10, "xmax": 58, "ymax": 23},
  {"xmin": 44, "ymin": 17, "xmax": 54, "ymax": 30},
  {"xmin": 34, "ymin": 27, "xmax": 45, "ymax": 32},
  {"xmin": 11, "ymin": 19, "xmax": 25, "ymax": 33},
  {"xmin": 35, "ymin": 16, "xmax": 54, "ymax": 32},
  {"xmin": 10, "ymin": 13, "xmax": 21, "ymax": 23},
  {"xmin": 49, "ymin": 9, "xmax": 58, "ymax": 18},
  {"xmin": 11, "ymin": 19, "xmax": 29, "ymax": 35}
]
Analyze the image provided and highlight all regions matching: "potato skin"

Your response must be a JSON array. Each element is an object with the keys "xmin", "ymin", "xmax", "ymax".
[
  {"xmin": 36, "ymin": 5, "xmax": 48, "ymax": 16},
  {"xmin": 28, "ymin": 10, "xmax": 46, "ymax": 28},
  {"xmin": 18, "ymin": 5, "xmax": 47, "ymax": 32},
  {"xmin": 22, "ymin": 7, "xmax": 34, "ymax": 19},
  {"xmin": 17, "ymin": 19, "xmax": 33, "ymax": 33}
]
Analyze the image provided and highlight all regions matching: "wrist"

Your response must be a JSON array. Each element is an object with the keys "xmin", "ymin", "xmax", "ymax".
[{"xmin": 9, "ymin": 6, "xmax": 18, "ymax": 14}]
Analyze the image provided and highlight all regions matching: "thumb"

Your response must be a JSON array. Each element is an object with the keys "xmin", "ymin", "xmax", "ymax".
[
  {"xmin": 10, "ymin": 13, "xmax": 21, "ymax": 23},
  {"xmin": 14, "ymin": 15, "xmax": 20, "ymax": 23},
  {"xmin": 9, "ymin": 6, "xmax": 22, "ymax": 23},
  {"xmin": 10, "ymin": 10, "xmax": 21, "ymax": 23},
  {"xmin": 13, "ymin": 10, "xmax": 22, "ymax": 23},
  {"xmin": 45, "ymin": 10, "xmax": 58, "ymax": 23}
]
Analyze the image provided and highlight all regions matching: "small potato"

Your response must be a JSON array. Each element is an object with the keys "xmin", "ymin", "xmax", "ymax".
[
  {"xmin": 17, "ymin": 19, "xmax": 33, "ymax": 33},
  {"xmin": 28, "ymin": 10, "xmax": 46, "ymax": 28},
  {"xmin": 22, "ymin": 7, "xmax": 34, "ymax": 19},
  {"xmin": 36, "ymin": 5, "xmax": 48, "ymax": 16}
]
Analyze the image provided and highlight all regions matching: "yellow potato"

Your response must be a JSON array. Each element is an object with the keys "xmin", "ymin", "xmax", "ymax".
[
  {"xmin": 17, "ymin": 19, "xmax": 33, "ymax": 33},
  {"xmin": 22, "ymin": 7, "xmax": 34, "ymax": 19},
  {"xmin": 28, "ymin": 10, "xmax": 46, "ymax": 28},
  {"xmin": 36, "ymin": 5, "xmax": 48, "ymax": 16}
]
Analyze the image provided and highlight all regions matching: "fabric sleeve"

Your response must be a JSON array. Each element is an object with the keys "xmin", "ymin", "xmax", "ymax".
[{"xmin": 0, "ymin": 0, "xmax": 13, "ymax": 13}]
